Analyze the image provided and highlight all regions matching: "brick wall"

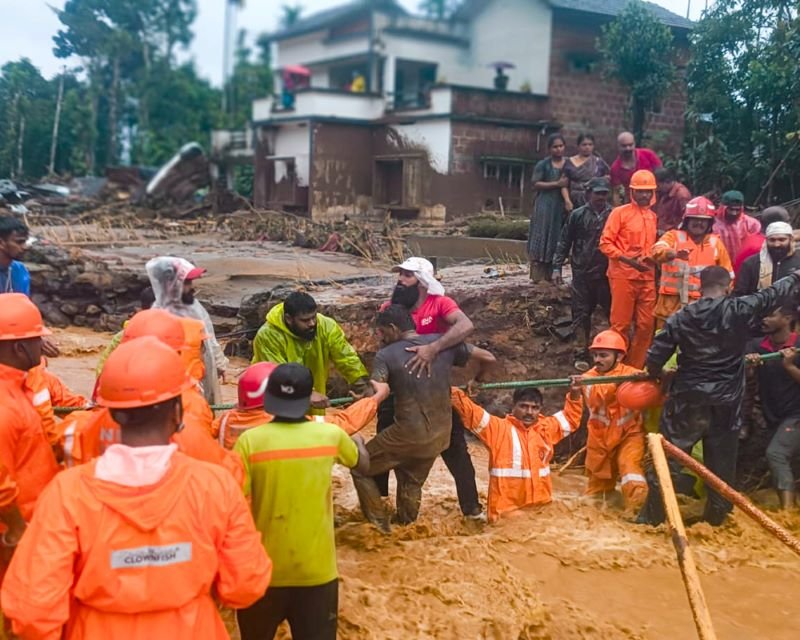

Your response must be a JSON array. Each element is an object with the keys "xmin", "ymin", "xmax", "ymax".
[
  {"xmin": 548, "ymin": 12, "xmax": 688, "ymax": 161},
  {"xmin": 450, "ymin": 86, "xmax": 552, "ymax": 122}
]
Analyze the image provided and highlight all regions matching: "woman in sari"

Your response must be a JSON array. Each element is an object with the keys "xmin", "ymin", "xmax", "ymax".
[
  {"xmin": 563, "ymin": 133, "xmax": 610, "ymax": 211},
  {"xmin": 528, "ymin": 133, "xmax": 568, "ymax": 282}
]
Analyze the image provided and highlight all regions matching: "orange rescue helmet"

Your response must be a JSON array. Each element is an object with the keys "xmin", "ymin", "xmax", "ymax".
[
  {"xmin": 589, "ymin": 330, "xmax": 627, "ymax": 354},
  {"xmin": 122, "ymin": 308, "xmax": 185, "ymax": 352},
  {"xmin": 617, "ymin": 380, "xmax": 665, "ymax": 410},
  {"xmin": 683, "ymin": 196, "xmax": 716, "ymax": 221},
  {"xmin": 0, "ymin": 293, "xmax": 52, "ymax": 341},
  {"xmin": 96, "ymin": 336, "xmax": 192, "ymax": 409},
  {"xmin": 238, "ymin": 362, "xmax": 278, "ymax": 409},
  {"xmin": 629, "ymin": 169, "xmax": 657, "ymax": 191}
]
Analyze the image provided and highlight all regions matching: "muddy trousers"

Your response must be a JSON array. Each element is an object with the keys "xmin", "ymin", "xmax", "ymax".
[
  {"xmin": 608, "ymin": 277, "xmax": 656, "ymax": 369},
  {"xmin": 237, "ymin": 579, "xmax": 338, "ymax": 640},
  {"xmin": 353, "ymin": 455, "xmax": 437, "ymax": 527},
  {"xmin": 571, "ymin": 273, "xmax": 611, "ymax": 348},
  {"xmin": 766, "ymin": 417, "xmax": 800, "ymax": 491},
  {"xmin": 375, "ymin": 399, "xmax": 481, "ymax": 515},
  {"xmin": 585, "ymin": 431, "xmax": 648, "ymax": 511},
  {"xmin": 639, "ymin": 395, "xmax": 740, "ymax": 526}
]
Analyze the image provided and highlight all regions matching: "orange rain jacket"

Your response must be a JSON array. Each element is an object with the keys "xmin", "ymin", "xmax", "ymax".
[
  {"xmin": 451, "ymin": 388, "xmax": 581, "ymax": 522},
  {"xmin": 599, "ymin": 202, "xmax": 658, "ymax": 281},
  {"xmin": 563, "ymin": 362, "xmax": 647, "ymax": 503},
  {"xmin": 63, "ymin": 389, "xmax": 243, "ymax": 485},
  {"xmin": 25, "ymin": 361, "xmax": 88, "ymax": 456},
  {"xmin": 0, "ymin": 464, "xmax": 17, "ymax": 512},
  {"xmin": 1, "ymin": 452, "xmax": 271, "ymax": 640},
  {"xmin": 179, "ymin": 317, "xmax": 207, "ymax": 383},
  {"xmin": 211, "ymin": 397, "xmax": 379, "ymax": 450},
  {"xmin": 0, "ymin": 363, "xmax": 60, "ymax": 522}
]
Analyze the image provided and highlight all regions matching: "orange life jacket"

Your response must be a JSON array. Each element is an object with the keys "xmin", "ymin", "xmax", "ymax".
[
  {"xmin": 451, "ymin": 388, "xmax": 580, "ymax": 522},
  {"xmin": 653, "ymin": 230, "xmax": 732, "ymax": 302}
]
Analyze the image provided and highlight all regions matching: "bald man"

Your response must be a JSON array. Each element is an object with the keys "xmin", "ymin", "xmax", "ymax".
[{"xmin": 609, "ymin": 132, "xmax": 662, "ymax": 205}]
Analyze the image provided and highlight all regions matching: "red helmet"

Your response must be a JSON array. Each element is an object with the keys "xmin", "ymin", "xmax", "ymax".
[
  {"xmin": 683, "ymin": 196, "xmax": 716, "ymax": 221},
  {"xmin": 238, "ymin": 362, "xmax": 278, "ymax": 409}
]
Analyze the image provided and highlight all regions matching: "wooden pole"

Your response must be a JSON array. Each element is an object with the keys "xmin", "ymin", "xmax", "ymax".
[
  {"xmin": 661, "ymin": 438, "xmax": 800, "ymax": 557},
  {"xmin": 648, "ymin": 434, "xmax": 718, "ymax": 640}
]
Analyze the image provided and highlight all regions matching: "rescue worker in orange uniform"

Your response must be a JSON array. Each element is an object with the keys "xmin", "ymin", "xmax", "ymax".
[
  {"xmin": 1, "ymin": 337, "xmax": 271, "ymax": 639},
  {"xmin": 212, "ymin": 362, "xmax": 390, "ymax": 450},
  {"xmin": 62, "ymin": 309, "xmax": 242, "ymax": 484},
  {"xmin": 599, "ymin": 169, "xmax": 659, "ymax": 368},
  {"xmin": 0, "ymin": 294, "xmax": 60, "ymax": 524},
  {"xmin": 651, "ymin": 196, "xmax": 733, "ymax": 329},
  {"xmin": 564, "ymin": 330, "xmax": 649, "ymax": 512},
  {"xmin": 450, "ymin": 385, "xmax": 582, "ymax": 522}
]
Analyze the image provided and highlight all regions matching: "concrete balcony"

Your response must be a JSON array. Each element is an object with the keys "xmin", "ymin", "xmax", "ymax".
[{"xmin": 253, "ymin": 88, "xmax": 387, "ymax": 124}]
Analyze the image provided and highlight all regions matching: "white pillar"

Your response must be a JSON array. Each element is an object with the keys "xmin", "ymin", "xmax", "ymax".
[{"xmin": 383, "ymin": 54, "xmax": 396, "ymax": 109}]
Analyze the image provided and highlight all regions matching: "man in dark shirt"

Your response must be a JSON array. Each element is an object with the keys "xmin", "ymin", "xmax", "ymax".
[
  {"xmin": 745, "ymin": 305, "xmax": 800, "ymax": 510},
  {"xmin": 351, "ymin": 305, "xmax": 495, "ymax": 533},
  {"xmin": 735, "ymin": 221, "xmax": 800, "ymax": 297},
  {"xmin": 640, "ymin": 266, "xmax": 800, "ymax": 527},
  {"xmin": 552, "ymin": 177, "xmax": 612, "ymax": 368}
]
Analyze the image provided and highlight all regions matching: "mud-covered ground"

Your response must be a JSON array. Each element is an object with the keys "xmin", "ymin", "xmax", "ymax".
[{"xmin": 48, "ymin": 327, "xmax": 800, "ymax": 640}]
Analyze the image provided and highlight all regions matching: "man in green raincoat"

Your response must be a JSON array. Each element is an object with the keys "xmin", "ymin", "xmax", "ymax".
[{"xmin": 252, "ymin": 291, "xmax": 369, "ymax": 411}]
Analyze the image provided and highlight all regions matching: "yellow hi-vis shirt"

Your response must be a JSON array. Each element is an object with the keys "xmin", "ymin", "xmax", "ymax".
[{"xmin": 234, "ymin": 419, "xmax": 358, "ymax": 587}]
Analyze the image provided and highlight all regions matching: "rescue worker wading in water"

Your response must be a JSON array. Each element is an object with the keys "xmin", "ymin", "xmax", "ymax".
[{"xmin": 1, "ymin": 337, "xmax": 272, "ymax": 639}]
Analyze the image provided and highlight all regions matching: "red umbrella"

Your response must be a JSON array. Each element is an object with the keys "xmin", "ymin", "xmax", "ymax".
[{"xmin": 283, "ymin": 64, "xmax": 311, "ymax": 77}]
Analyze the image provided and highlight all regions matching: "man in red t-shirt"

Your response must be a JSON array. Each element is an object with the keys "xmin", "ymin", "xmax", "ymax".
[
  {"xmin": 376, "ymin": 257, "xmax": 484, "ymax": 519},
  {"xmin": 609, "ymin": 131, "xmax": 662, "ymax": 205}
]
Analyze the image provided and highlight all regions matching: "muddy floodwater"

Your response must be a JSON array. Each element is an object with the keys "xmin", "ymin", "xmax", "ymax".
[{"xmin": 48, "ymin": 329, "xmax": 800, "ymax": 640}]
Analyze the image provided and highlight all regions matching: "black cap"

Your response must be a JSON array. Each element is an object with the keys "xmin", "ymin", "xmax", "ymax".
[
  {"xmin": 587, "ymin": 177, "xmax": 611, "ymax": 192},
  {"xmin": 263, "ymin": 363, "xmax": 313, "ymax": 419}
]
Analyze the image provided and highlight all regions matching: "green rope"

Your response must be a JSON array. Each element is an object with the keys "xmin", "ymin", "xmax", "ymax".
[{"xmin": 51, "ymin": 349, "xmax": 793, "ymax": 416}]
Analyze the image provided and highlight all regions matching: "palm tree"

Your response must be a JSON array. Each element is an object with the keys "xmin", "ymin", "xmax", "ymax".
[{"xmin": 280, "ymin": 4, "xmax": 303, "ymax": 29}]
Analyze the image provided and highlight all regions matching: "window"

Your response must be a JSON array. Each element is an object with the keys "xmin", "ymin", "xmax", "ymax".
[{"xmin": 483, "ymin": 161, "xmax": 523, "ymax": 188}]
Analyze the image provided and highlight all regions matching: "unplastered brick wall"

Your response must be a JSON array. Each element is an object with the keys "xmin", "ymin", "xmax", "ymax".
[{"xmin": 548, "ymin": 14, "xmax": 688, "ymax": 161}]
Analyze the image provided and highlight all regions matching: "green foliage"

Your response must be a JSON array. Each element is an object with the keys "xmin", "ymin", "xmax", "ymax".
[
  {"xmin": 418, "ymin": 0, "xmax": 460, "ymax": 20},
  {"xmin": 279, "ymin": 4, "xmax": 304, "ymax": 29},
  {"xmin": 597, "ymin": 1, "xmax": 676, "ymax": 144},
  {"xmin": 682, "ymin": 0, "xmax": 800, "ymax": 203}
]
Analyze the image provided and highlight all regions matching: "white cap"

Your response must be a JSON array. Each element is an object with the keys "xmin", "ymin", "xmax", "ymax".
[
  {"xmin": 765, "ymin": 221, "xmax": 794, "ymax": 238},
  {"xmin": 392, "ymin": 257, "xmax": 445, "ymax": 296}
]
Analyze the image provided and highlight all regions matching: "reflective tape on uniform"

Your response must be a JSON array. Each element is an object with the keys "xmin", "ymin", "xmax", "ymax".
[
  {"xmin": 475, "ymin": 410, "xmax": 491, "ymax": 434},
  {"xmin": 538, "ymin": 466, "xmax": 551, "ymax": 478},
  {"xmin": 553, "ymin": 411, "xmax": 571, "ymax": 437},
  {"xmin": 313, "ymin": 415, "xmax": 326, "ymax": 423},
  {"xmin": 490, "ymin": 468, "xmax": 533, "ymax": 478},
  {"xmin": 62, "ymin": 421, "xmax": 76, "ymax": 467},
  {"xmin": 510, "ymin": 427, "xmax": 522, "ymax": 469},
  {"xmin": 110, "ymin": 543, "xmax": 192, "ymax": 569},
  {"xmin": 620, "ymin": 473, "xmax": 646, "ymax": 485},
  {"xmin": 32, "ymin": 389, "xmax": 50, "ymax": 406}
]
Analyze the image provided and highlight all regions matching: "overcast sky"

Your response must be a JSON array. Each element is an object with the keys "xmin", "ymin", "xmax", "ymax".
[{"xmin": 3, "ymin": 0, "xmax": 704, "ymax": 85}]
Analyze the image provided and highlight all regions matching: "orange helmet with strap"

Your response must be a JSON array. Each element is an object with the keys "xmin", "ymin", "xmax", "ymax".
[
  {"xmin": 683, "ymin": 196, "xmax": 716, "ymax": 221},
  {"xmin": 122, "ymin": 308, "xmax": 185, "ymax": 352},
  {"xmin": 589, "ymin": 330, "xmax": 627, "ymax": 354},
  {"xmin": 238, "ymin": 362, "xmax": 278, "ymax": 409},
  {"xmin": 96, "ymin": 336, "xmax": 192, "ymax": 409},
  {"xmin": 617, "ymin": 380, "xmax": 664, "ymax": 410},
  {"xmin": 0, "ymin": 293, "xmax": 52, "ymax": 341}
]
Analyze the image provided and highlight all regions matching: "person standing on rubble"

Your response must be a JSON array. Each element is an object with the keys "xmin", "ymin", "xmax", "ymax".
[
  {"xmin": 599, "ymin": 169, "xmax": 659, "ymax": 369},
  {"xmin": 146, "ymin": 256, "xmax": 228, "ymax": 404},
  {"xmin": 352, "ymin": 305, "xmax": 495, "ymax": 532},
  {"xmin": 251, "ymin": 291, "xmax": 371, "ymax": 412},
  {"xmin": 0, "ymin": 216, "xmax": 30, "ymax": 296},
  {"xmin": 639, "ymin": 265, "xmax": 800, "ymax": 527},
  {"xmin": 745, "ymin": 305, "xmax": 800, "ymax": 510},
  {"xmin": 2, "ymin": 337, "xmax": 271, "ymax": 638},
  {"xmin": 552, "ymin": 177, "xmax": 613, "ymax": 369},
  {"xmin": 377, "ymin": 257, "xmax": 486, "ymax": 520}
]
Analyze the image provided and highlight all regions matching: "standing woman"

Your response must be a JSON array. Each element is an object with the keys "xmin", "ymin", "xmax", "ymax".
[
  {"xmin": 563, "ymin": 133, "xmax": 610, "ymax": 211},
  {"xmin": 528, "ymin": 133, "xmax": 568, "ymax": 281}
]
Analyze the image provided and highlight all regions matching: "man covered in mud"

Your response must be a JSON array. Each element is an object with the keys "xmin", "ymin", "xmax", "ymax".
[
  {"xmin": 352, "ymin": 305, "xmax": 495, "ymax": 532},
  {"xmin": 640, "ymin": 265, "xmax": 800, "ymax": 527},
  {"xmin": 146, "ymin": 256, "xmax": 228, "ymax": 403},
  {"xmin": 375, "ymin": 257, "xmax": 486, "ymax": 520},
  {"xmin": 451, "ymin": 383, "xmax": 582, "ymax": 522}
]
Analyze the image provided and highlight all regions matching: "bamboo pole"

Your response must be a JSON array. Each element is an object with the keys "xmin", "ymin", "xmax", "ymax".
[
  {"xmin": 648, "ymin": 434, "xmax": 718, "ymax": 640},
  {"xmin": 557, "ymin": 445, "xmax": 586, "ymax": 475},
  {"xmin": 661, "ymin": 438, "xmax": 800, "ymax": 557}
]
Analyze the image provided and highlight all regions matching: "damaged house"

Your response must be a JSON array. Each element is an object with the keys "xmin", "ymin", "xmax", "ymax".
[{"xmin": 213, "ymin": 0, "xmax": 691, "ymax": 222}]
